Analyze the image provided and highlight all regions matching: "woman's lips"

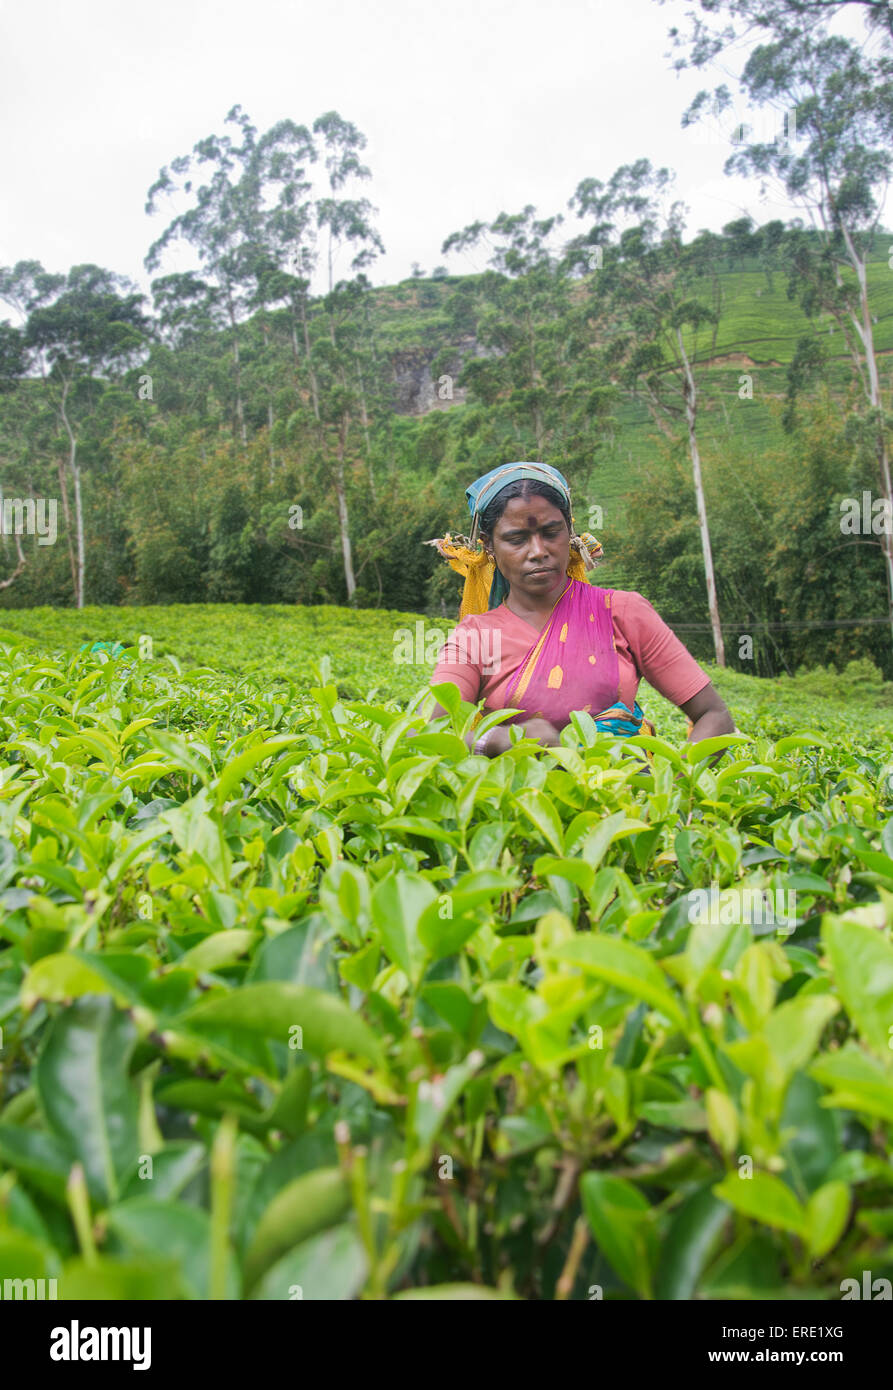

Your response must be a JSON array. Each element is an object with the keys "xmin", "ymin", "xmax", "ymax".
[{"xmin": 528, "ymin": 567, "xmax": 555, "ymax": 576}]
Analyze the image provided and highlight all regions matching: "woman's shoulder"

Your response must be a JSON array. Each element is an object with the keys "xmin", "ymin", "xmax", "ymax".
[
  {"xmin": 601, "ymin": 588, "xmax": 655, "ymax": 618},
  {"xmin": 601, "ymin": 590, "xmax": 671, "ymax": 645},
  {"xmin": 454, "ymin": 605, "xmax": 516, "ymax": 629},
  {"xmin": 576, "ymin": 583, "xmax": 651, "ymax": 613}
]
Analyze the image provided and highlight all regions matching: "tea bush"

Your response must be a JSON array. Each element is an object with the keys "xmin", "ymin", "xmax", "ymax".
[
  {"xmin": 773, "ymin": 659, "xmax": 893, "ymax": 708},
  {"xmin": 0, "ymin": 613, "xmax": 892, "ymax": 1300}
]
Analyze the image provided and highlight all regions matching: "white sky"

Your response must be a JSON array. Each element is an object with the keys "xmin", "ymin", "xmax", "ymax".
[{"xmin": 0, "ymin": 0, "xmax": 881, "ymax": 306}]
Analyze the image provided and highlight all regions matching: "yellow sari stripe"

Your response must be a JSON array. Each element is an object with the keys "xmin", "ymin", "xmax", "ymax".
[{"xmin": 509, "ymin": 580, "xmax": 573, "ymax": 702}]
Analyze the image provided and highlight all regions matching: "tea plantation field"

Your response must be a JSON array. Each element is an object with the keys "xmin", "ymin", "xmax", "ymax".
[{"xmin": 1, "ymin": 604, "xmax": 893, "ymax": 1300}]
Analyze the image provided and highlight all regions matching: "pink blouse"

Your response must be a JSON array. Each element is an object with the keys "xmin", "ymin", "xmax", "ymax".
[{"xmin": 430, "ymin": 589, "xmax": 710, "ymax": 716}]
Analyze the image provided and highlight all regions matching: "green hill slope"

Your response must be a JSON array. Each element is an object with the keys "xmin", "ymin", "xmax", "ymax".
[{"xmin": 365, "ymin": 244, "xmax": 893, "ymax": 534}]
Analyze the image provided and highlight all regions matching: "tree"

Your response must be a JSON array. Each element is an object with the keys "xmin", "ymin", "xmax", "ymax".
[
  {"xmin": 312, "ymin": 112, "xmax": 383, "ymax": 293},
  {"xmin": 441, "ymin": 206, "xmax": 580, "ymax": 464},
  {"xmin": 568, "ymin": 161, "xmax": 728, "ymax": 665},
  {"xmin": 682, "ymin": 22, "xmax": 893, "ymax": 644},
  {"xmin": 0, "ymin": 319, "xmax": 28, "ymax": 590},
  {"xmin": 238, "ymin": 110, "xmax": 386, "ymax": 600},
  {"xmin": 0, "ymin": 261, "xmax": 148, "ymax": 607},
  {"xmin": 310, "ymin": 275, "xmax": 383, "ymax": 602},
  {"xmin": 296, "ymin": 115, "xmax": 386, "ymax": 600},
  {"xmin": 146, "ymin": 106, "xmax": 317, "ymax": 446},
  {"xmin": 662, "ymin": 0, "xmax": 893, "ymax": 78}
]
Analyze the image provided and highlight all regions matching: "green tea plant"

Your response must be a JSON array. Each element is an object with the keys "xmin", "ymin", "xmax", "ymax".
[{"xmin": 0, "ymin": 626, "xmax": 892, "ymax": 1300}]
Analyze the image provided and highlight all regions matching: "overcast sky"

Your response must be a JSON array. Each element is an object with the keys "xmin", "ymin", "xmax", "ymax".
[{"xmin": 0, "ymin": 0, "xmax": 878, "ymax": 307}]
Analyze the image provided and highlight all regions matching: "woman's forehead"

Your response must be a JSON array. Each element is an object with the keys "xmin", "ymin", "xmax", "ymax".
[{"xmin": 497, "ymin": 496, "xmax": 565, "ymax": 526}]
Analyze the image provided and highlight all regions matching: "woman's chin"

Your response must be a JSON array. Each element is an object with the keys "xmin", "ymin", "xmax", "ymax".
[{"xmin": 518, "ymin": 569, "xmax": 563, "ymax": 596}]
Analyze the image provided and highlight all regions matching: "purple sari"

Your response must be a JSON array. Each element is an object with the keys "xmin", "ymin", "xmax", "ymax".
[{"xmin": 504, "ymin": 579, "xmax": 620, "ymax": 730}]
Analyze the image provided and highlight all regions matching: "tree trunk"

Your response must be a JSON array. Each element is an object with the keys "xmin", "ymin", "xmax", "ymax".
[
  {"xmin": 527, "ymin": 310, "xmax": 544, "ymax": 458},
  {"xmin": 356, "ymin": 363, "xmax": 376, "ymax": 502},
  {"xmin": 263, "ymin": 319, "xmax": 276, "ymax": 481},
  {"xmin": 226, "ymin": 289, "xmax": 247, "ymax": 445},
  {"xmin": 72, "ymin": 460, "xmax": 85, "ymax": 611},
  {"xmin": 677, "ymin": 327, "xmax": 725, "ymax": 666},
  {"xmin": 57, "ymin": 458, "xmax": 78, "ymax": 599},
  {"xmin": 291, "ymin": 320, "xmax": 303, "ymax": 392},
  {"xmin": 299, "ymin": 292, "xmax": 321, "ymax": 421},
  {"xmin": 59, "ymin": 379, "xmax": 85, "ymax": 608},
  {"xmin": 874, "ymin": 433, "xmax": 893, "ymax": 652},
  {"xmin": 0, "ymin": 534, "xmax": 26, "ymax": 590},
  {"xmin": 841, "ymin": 227, "xmax": 893, "ymax": 651},
  {"xmin": 334, "ymin": 414, "xmax": 356, "ymax": 601}
]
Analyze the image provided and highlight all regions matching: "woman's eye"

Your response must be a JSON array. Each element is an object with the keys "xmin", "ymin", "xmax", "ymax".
[{"xmin": 503, "ymin": 529, "xmax": 561, "ymax": 544}]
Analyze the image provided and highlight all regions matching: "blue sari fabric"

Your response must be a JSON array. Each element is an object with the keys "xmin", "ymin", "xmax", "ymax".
[{"xmin": 593, "ymin": 700, "xmax": 652, "ymax": 738}]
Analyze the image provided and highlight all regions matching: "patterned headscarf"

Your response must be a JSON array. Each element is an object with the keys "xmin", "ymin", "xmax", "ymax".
[{"xmin": 426, "ymin": 462, "xmax": 603, "ymax": 619}]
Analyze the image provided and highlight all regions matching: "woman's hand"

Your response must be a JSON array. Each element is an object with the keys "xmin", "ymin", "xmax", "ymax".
[
  {"xmin": 464, "ymin": 717, "xmax": 561, "ymax": 757},
  {"xmin": 676, "ymin": 684, "xmax": 736, "ymax": 775},
  {"xmin": 519, "ymin": 717, "xmax": 562, "ymax": 747}
]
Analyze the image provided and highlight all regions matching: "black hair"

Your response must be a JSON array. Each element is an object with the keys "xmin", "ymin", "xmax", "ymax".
[{"xmin": 478, "ymin": 479, "xmax": 571, "ymax": 541}]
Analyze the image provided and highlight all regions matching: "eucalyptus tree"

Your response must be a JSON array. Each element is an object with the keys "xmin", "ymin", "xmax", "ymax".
[
  {"xmin": 272, "ymin": 114, "xmax": 385, "ymax": 599},
  {"xmin": 308, "ymin": 113, "xmax": 386, "ymax": 495},
  {"xmin": 0, "ymin": 320, "xmax": 32, "ymax": 588},
  {"xmin": 677, "ymin": 15, "xmax": 893, "ymax": 641},
  {"xmin": 308, "ymin": 273, "xmax": 386, "ymax": 602},
  {"xmin": 252, "ymin": 111, "xmax": 385, "ymax": 590},
  {"xmin": 145, "ymin": 106, "xmax": 317, "ymax": 446},
  {"xmin": 145, "ymin": 107, "xmax": 385, "ymax": 597},
  {"xmin": 662, "ymin": 0, "xmax": 893, "ymax": 68},
  {"xmin": 440, "ymin": 205, "xmax": 579, "ymax": 464},
  {"xmin": 0, "ymin": 303, "xmax": 76, "ymax": 595},
  {"xmin": 312, "ymin": 112, "xmax": 384, "ymax": 294},
  {"xmin": 0, "ymin": 261, "xmax": 148, "ymax": 607},
  {"xmin": 249, "ymin": 117, "xmax": 321, "ymax": 449},
  {"xmin": 567, "ymin": 161, "xmax": 728, "ymax": 664}
]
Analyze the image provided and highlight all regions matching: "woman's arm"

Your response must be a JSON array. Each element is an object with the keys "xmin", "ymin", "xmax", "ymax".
[
  {"xmin": 679, "ymin": 681, "xmax": 735, "ymax": 744},
  {"xmin": 611, "ymin": 594, "xmax": 734, "ymax": 748}
]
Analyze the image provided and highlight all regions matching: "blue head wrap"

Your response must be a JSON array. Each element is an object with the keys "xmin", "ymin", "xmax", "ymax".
[{"xmin": 465, "ymin": 462, "xmax": 574, "ymax": 609}]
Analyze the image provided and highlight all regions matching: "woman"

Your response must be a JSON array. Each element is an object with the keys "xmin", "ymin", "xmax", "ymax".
[{"xmin": 426, "ymin": 462, "xmax": 734, "ymax": 756}]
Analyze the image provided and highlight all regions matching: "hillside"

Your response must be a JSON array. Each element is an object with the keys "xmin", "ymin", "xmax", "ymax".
[
  {"xmin": 364, "ymin": 245, "xmax": 893, "ymax": 525},
  {"xmin": 2, "ymin": 231, "xmax": 891, "ymax": 681}
]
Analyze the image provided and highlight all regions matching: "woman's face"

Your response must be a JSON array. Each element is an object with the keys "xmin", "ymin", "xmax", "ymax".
[{"xmin": 485, "ymin": 494, "xmax": 571, "ymax": 602}]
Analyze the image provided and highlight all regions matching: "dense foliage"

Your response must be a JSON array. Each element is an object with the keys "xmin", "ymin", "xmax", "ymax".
[
  {"xmin": 1, "ymin": 98, "xmax": 891, "ymax": 676},
  {"xmin": 1, "ymin": 613, "xmax": 892, "ymax": 1299}
]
